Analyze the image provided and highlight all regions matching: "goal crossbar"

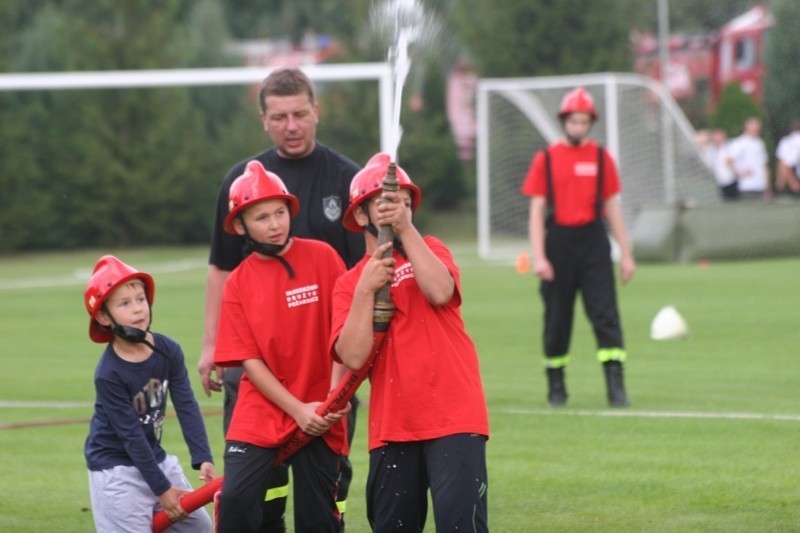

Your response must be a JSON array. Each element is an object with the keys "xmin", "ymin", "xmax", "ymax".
[{"xmin": 0, "ymin": 63, "xmax": 394, "ymax": 154}]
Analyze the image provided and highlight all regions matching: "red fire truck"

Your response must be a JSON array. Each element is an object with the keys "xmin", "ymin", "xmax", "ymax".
[{"xmin": 632, "ymin": 4, "xmax": 773, "ymax": 105}]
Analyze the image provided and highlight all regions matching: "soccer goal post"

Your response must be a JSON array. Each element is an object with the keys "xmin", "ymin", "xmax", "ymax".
[
  {"xmin": 476, "ymin": 72, "xmax": 719, "ymax": 260},
  {"xmin": 0, "ymin": 63, "xmax": 394, "ymax": 154}
]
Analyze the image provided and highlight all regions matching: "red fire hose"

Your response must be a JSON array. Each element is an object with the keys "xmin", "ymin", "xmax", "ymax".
[{"xmin": 151, "ymin": 476, "xmax": 223, "ymax": 532}]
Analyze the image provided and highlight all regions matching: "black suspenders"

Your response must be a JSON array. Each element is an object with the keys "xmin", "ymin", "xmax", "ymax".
[{"xmin": 594, "ymin": 145, "xmax": 605, "ymax": 220}]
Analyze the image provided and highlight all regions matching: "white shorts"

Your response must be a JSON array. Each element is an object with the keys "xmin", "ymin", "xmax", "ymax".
[{"xmin": 88, "ymin": 454, "xmax": 212, "ymax": 533}]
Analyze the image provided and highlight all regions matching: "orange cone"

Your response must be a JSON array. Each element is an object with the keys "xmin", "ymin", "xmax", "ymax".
[{"xmin": 516, "ymin": 251, "xmax": 531, "ymax": 274}]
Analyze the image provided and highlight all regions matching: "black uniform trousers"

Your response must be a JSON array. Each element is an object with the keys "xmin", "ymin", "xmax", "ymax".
[
  {"xmin": 223, "ymin": 366, "xmax": 356, "ymax": 529},
  {"xmin": 540, "ymin": 219, "xmax": 623, "ymax": 358},
  {"xmin": 218, "ymin": 437, "xmax": 342, "ymax": 533},
  {"xmin": 223, "ymin": 367, "xmax": 289, "ymax": 531},
  {"xmin": 366, "ymin": 433, "xmax": 488, "ymax": 533}
]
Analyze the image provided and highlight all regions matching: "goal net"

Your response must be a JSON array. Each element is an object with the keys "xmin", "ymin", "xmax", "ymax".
[{"xmin": 476, "ymin": 72, "xmax": 719, "ymax": 260}]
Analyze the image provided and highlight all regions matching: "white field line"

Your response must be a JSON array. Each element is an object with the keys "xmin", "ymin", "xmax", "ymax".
[
  {"xmin": 0, "ymin": 258, "xmax": 206, "ymax": 290},
  {"xmin": 0, "ymin": 400, "xmax": 221, "ymax": 409},
  {"xmin": 498, "ymin": 406, "xmax": 800, "ymax": 422},
  {"xmin": 3, "ymin": 401, "xmax": 799, "ymax": 423},
  {"xmin": 0, "ymin": 252, "xmax": 512, "ymax": 291}
]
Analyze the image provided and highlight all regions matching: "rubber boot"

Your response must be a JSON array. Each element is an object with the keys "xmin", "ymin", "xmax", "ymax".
[
  {"xmin": 603, "ymin": 360, "xmax": 629, "ymax": 407},
  {"xmin": 546, "ymin": 367, "xmax": 568, "ymax": 406}
]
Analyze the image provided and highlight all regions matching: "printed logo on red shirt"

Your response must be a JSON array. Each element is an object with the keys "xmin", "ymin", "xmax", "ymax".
[
  {"xmin": 285, "ymin": 284, "xmax": 319, "ymax": 308},
  {"xmin": 574, "ymin": 162, "xmax": 597, "ymax": 177},
  {"xmin": 391, "ymin": 263, "xmax": 415, "ymax": 287}
]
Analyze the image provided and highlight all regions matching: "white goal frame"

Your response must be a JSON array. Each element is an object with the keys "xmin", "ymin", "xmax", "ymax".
[
  {"xmin": 0, "ymin": 63, "xmax": 394, "ymax": 154},
  {"xmin": 476, "ymin": 71, "xmax": 711, "ymax": 260}
]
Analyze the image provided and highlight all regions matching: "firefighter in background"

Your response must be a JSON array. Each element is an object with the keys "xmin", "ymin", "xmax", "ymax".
[{"xmin": 520, "ymin": 87, "xmax": 636, "ymax": 407}]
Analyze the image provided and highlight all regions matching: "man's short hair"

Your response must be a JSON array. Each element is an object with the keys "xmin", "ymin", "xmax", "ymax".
[{"xmin": 258, "ymin": 68, "xmax": 316, "ymax": 114}]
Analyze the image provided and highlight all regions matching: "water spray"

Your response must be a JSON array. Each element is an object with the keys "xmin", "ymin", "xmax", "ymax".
[
  {"xmin": 370, "ymin": 0, "xmax": 442, "ymax": 161},
  {"xmin": 370, "ymin": 0, "xmax": 443, "ymax": 318}
]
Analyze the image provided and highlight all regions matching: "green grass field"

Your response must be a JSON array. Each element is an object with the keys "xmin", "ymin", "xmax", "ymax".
[{"xmin": 1, "ymin": 244, "xmax": 798, "ymax": 532}]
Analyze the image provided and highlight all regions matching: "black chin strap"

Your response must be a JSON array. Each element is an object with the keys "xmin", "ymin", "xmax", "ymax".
[
  {"xmin": 239, "ymin": 215, "xmax": 296, "ymax": 278},
  {"xmin": 112, "ymin": 325, "xmax": 177, "ymax": 366},
  {"xmin": 104, "ymin": 305, "xmax": 176, "ymax": 366},
  {"xmin": 112, "ymin": 324, "xmax": 154, "ymax": 351}
]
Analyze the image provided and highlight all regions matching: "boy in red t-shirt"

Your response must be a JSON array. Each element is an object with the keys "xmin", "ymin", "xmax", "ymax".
[
  {"xmin": 331, "ymin": 153, "xmax": 490, "ymax": 532},
  {"xmin": 520, "ymin": 86, "xmax": 636, "ymax": 407},
  {"xmin": 214, "ymin": 160, "xmax": 350, "ymax": 533}
]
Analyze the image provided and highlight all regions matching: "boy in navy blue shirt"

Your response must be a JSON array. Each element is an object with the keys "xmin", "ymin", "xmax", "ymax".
[{"xmin": 84, "ymin": 255, "xmax": 216, "ymax": 532}]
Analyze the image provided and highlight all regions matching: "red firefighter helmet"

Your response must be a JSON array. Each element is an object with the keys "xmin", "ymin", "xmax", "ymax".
[
  {"xmin": 84, "ymin": 255, "xmax": 155, "ymax": 343},
  {"xmin": 342, "ymin": 153, "xmax": 422, "ymax": 233},
  {"xmin": 223, "ymin": 160, "xmax": 299, "ymax": 234},
  {"xmin": 558, "ymin": 87, "xmax": 598, "ymax": 121}
]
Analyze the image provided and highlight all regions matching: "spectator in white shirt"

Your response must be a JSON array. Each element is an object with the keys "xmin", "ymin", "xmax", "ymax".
[
  {"xmin": 774, "ymin": 119, "xmax": 800, "ymax": 196},
  {"xmin": 725, "ymin": 117, "xmax": 771, "ymax": 200}
]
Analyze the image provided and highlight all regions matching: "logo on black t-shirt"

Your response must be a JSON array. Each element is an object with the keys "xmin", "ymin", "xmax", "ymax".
[{"xmin": 323, "ymin": 195, "xmax": 342, "ymax": 222}]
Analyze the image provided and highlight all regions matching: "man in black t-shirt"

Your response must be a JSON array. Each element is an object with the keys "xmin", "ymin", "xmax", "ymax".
[{"xmin": 199, "ymin": 68, "xmax": 364, "ymax": 532}]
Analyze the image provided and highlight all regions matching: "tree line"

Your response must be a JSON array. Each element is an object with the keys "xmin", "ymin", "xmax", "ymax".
[{"xmin": 2, "ymin": 0, "xmax": 794, "ymax": 253}]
